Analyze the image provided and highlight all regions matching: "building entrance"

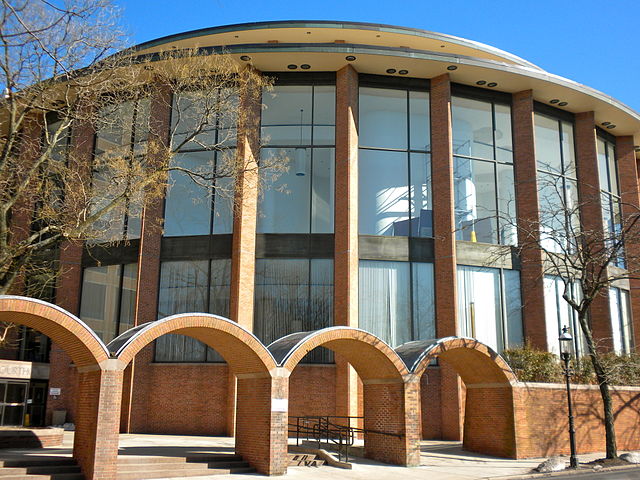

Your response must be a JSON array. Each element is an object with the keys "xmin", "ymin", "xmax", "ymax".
[{"xmin": 0, "ymin": 380, "xmax": 28, "ymax": 426}]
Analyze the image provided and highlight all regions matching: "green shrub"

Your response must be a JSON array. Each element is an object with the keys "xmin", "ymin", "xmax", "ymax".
[{"xmin": 502, "ymin": 346, "xmax": 640, "ymax": 386}]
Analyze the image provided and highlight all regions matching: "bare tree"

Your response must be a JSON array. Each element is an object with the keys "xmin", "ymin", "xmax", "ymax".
[
  {"xmin": 0, "ymin": 0, "xmax": 282, "ymax": 307},
  {"xmin": 509, "ymin": 172, "xmax": 640, "ymax": 459}
]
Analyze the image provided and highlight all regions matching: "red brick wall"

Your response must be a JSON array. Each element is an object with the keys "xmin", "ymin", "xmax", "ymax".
[
  {"xmin": 128, "ymin": 345, "xmax": 230, "ymax": 435},
  {"xmin": 513, "ymin": 384, "xmax": 640, "ymax": 458},
  {"xmin": 288, "ymin": 365, "xmax": 337, "ymax": 417}
]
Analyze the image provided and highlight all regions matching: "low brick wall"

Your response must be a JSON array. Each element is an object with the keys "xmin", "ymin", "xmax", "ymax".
[
  {"xmin": 513, "ymin": 383, "xmax": 640, "ymax": 458},
  {"xmin": 0, "ymin": 428, "xmax": 63, "ymax": 448}
]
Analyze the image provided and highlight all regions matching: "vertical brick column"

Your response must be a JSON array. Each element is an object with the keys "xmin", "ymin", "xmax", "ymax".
[
  {"xmin": 512, "ymin": 90, "xmax": 548, "ymax": 349},
  {"xmin": 334, "ymin": 65, "xmax": 360, "ymax": 422},
  {"xmin": 575, "ymin": 112, "xmax": 613, "ymax": 350},
  {"xmin": 430, "ymin": 73, "xmax": 463, "ymax": 440},
  {"xmin": 227, "ymin": 68, "xmax": 262, "ymax": 435},
  {"xmin": 73, "ymin": 363, "xmax": 124, "ymax": 480},
  {"xmin": 48, "ymin": 109, "xmax": 95, "ymax": 424},
  {"xmin": 235, "ymin": 373, "xmax": 288, "ymax": 475},
  {"xmin": 463, "ymin": 385, "xmax": 516, "ymax": 458},
  {"xmin": 8, "ymin": 117, "xmax": 42, "ymax": 295},
  {"xmin": 362, "ymin": 378, "xmax": 421, "ymax": 466},
  {"xmin": 616, "ymin": 136, "xmax": 640, "ymax": 349},
  {"xmin": 121, "ymin": 79, "xmax": 172, "ymax": 432}
]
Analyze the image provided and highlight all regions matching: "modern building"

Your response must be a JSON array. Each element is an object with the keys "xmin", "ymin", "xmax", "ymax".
[{"xmin": 2, "ymin": 20, "xmax": 640, "ymax": 473}]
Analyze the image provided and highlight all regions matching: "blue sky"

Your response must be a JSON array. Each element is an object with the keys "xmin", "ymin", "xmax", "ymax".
[{"xmin": 117, "ymin": 0, "xmax": 640, "ymax": 111}]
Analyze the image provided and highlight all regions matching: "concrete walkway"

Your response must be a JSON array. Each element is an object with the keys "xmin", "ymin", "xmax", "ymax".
[{"xmin": 0, "ymin": 432, "xmax": 615, "ymax": 479}]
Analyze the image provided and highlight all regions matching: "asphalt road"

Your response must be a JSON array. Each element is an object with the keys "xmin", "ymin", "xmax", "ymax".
[{"xmin": 559, "ymin": 467, "xmax": 640, "ymax": 479}]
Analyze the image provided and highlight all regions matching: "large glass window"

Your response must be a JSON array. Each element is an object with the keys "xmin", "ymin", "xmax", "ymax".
[
  {"xmin": 358, "ymin": 260, "xmax": 435, "ymax": 347},
  {"xmin": 358, "ymin": 87, "xmax": 432, "ymax": 237},
  {"xmin": 457, "ymin": 266, "xmax": 522, "ymax": 352},
  {"xmin": 79, "ymin": 263, "xmax": 138, "ymax": 343},
  {"xmin": 164, "ymin": 90, "xmax": 235, "ymax": 236},
  {"xmin": 154, "ymin": 259, "xmax": 231, "ymax": 362},
  {"xmin": 91, "ymin": 98, "xmax": 150, "ymax": 242},
  {"xmin": 254, "ymin": 258, "xmax": 333, "ymax": 363},
  {"xmin": 610, "ymin": 287, "xmax": 634, "ymax": 355},
  {"xmin": 258, "ymin": 85, "xmax": 335, "ymax": 233},
  {"xmin": 452, "ymin": 96, "xmax": 515, "ymax": 244},
  {"xmin": 543, "ymin": 276, "xmax": 586, "ymax": 355},
  {"xmin": 597, "ymin": 138, "xmax": 624, "ymax": 267},
  {"xmin": 535, "ymin": 113, "xmax": 579, "ymax": 253}
]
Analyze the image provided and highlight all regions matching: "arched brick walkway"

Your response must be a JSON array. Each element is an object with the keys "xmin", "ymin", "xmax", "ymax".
[
  {"xmin": 109, "ymin": 313, "xmax": 286, "ymax": 475},
  {"xmin": 0, "ymin": 296, "xmax": 117, "ymax": 480},
  {"xmin": 397, "ymin": 337, "xmax": 518, "ymax": 458},
  {"xmin": 269, "ymin": 327, "xmax": 419, "ymax": 466}
]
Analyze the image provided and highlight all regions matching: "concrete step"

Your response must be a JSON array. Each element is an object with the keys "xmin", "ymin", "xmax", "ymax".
[
  {"xmin": 0, "ymin": 464, "xmax": 81, "ymax": 475},
  {"xmin": 116, "ymin": 454, "xmax": 255, "ymax": 479},
  {"xmin": 0, "ymin": 474, "xmax": 83, "ymax": 480},
  {"xmin": 0, "ymin": 458, "xmax": 75, "ymax": 468},
  {"xmin": 288, "ymin": 453, "xmax": 325, "ymax": 467}
]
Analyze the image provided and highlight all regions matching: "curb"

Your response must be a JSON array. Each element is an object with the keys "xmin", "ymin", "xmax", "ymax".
[{"xmin": 491, "ymin": 462, "xmax": 640, "ymax": 479}]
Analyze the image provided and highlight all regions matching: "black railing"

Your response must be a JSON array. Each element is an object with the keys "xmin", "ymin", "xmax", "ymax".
[{"xmin": 288, "ymin": 415, "xmax": 405, "ymax": 464}]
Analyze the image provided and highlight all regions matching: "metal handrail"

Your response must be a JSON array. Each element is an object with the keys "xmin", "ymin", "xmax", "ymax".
[{"xmin": 288, "ymin": 415, "xmax": 405, "ymax": 464}]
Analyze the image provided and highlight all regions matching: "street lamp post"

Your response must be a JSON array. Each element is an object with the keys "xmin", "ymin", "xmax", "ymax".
[{"xmin": 559, "ymin": 326, "xmax": 579, "ymax": 469}]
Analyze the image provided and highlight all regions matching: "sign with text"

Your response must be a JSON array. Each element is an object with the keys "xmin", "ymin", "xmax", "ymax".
[{"xmin": 271, "ymin": 398, "xmax": 288, "ymax": 412}]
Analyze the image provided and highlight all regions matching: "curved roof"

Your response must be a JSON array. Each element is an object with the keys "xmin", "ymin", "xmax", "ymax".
[
  {"xmin": 130, "ymin": 20, "xmax": 544, "ymax": 71},
  {"xmin": 120, "ymin": 20, "xmax": 640, "ymax": 149}
]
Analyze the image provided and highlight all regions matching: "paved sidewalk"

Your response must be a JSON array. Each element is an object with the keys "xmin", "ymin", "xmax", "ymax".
[{"xmin": 0, "ymin": 432, "xmax": 620, "ymax": 480}]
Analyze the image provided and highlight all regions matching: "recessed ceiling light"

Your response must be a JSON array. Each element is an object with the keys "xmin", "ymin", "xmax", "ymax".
[
  {"xmin": 287, "ymin": 64, "xmax": 297, "ymax": 70},
  {"xmin": 300, "ymin": 64, "xmax": 311, "ymax": 70},
  {"xmin": 240, "ymin": 55, "xmax": 251, "ymax": 61},
  {"xmin": 607, "ymin": 124, "xmax": 616, "ymax": 129},
  {"xmin": 558, "ymin": 102, "xmax": 568, "ymax": 107},
  {"xmin": 376, "ymin": 34, "xmax": 381, "ymax": 37},
  {"xmin": 476, "ymin": 80, "xmax": 487, "ymax": 86},
  {"xmin": 306, "ymin": 31, "xmax": 311, "ymax": 34},
  {"xmin": 398, "ymin": 70, "xmax": 408, "ymax": 75},
  {"xmin": 487, "ymin": 82, "xmax": 498, "ymax": 87},
  {"xmin": 601, "ymin": 122, "xmax": 611, "ymax": 126},
  {"xmin": 550, "ymin": 99, "xmax": 560, "ymax": 104},
  {"xmin": 440, "ymin": 45, "xmax": 445, "ymax": 48},
  {"xmin": 447, "ymin": 65, "xmax": 457, "ymax": 71},
  {"xmin": 345, "ymin": 55, "xmax": 356, "ymax": 61},
  {"xmin": 386, "ymin": 68, "xmax": 396, "ymax": 74},
  {"xmin": 234, "ymin": 35, "xmax": 239, "ymax": 38}
]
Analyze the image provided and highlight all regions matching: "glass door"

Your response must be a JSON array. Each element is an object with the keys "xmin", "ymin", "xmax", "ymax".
[{"xmin": 0, "ymin": 381, "xmax": 28, "ymax": 426}]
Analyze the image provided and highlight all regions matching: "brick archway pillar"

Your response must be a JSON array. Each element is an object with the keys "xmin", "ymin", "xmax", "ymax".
[
  {"xmin": 235, "ymin": 371, "xmax": 288, "ymax": 475},
  {"xmin": 463, "ymin": 385, "xmax": 516, "ymax": 457},
  {"xmin": 73, "ymin": 360, "xmax": 124, "ymax": 480},
  {"xmin": 363, "ymin": 377, "xmax": 421, "ymax": 466}
]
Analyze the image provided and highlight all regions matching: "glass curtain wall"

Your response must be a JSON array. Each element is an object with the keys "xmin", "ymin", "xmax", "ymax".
[
  {"xmin": 358, "ymin": 87, "xmax": 432, "ymax": 237},
  {"xmin": 534, "ymin": 113, "xmax": 579, "ymax": 252},
  {"xmin": 164, "ymin": 90, "xmax": 236, "ymax": 236},
  {"xmin": 358, "ymin": 261, "xmax": 435, "ymax": 347},
  {"xmin": 92, "ymin": 98, "xmax": 150, "ymax": 242},
  {"xmin": 457, "ymin": 266, "xmax": 523, "ymax": 352},
  {"xmin": 543, "ymin": 276, "xmax": 586, "ymax": 355},
  {"xmin": 597, "ymin": 138, "xmax": 624, "ymax": 267},
  {"xmin": 154, "ymin": 259, "xmax": 231, "ymax": 362},
  {"xmin": 610, "ymin": 287, "xmax": 634, "ymax": 355},
  {"xmin": 254, "ymin": 259, "xmax": 333, "ymax": 363},
  {"xmin": 451, "ymin": 96, "xmax": 515, "ymax": 244},
  {"xmin": 258, "ymin": 84, "xmax": 335, "ymax": 233},
  {"xmin": 79, "ymin": 263, "xmax": 138, "ymax": 343}
]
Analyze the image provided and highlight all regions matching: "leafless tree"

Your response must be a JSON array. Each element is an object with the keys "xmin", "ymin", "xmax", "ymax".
[
  {"xmin": 0, "ymin": 1, "xmax": 282, "ymax": 334},
  {"xmin": 506, "ymin": 173, "xmax": 640, "ymax": 459}
]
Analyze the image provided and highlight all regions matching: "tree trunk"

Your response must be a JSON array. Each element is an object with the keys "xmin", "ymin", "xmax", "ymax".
[{"xmin": 592, "ymin": 357, "xmax": 618, "ymax": 459}]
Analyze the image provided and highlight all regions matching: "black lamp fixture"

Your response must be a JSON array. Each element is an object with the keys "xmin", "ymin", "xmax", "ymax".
[{"xmin": 559, "ymin": 326, "xmax": 579, "ymax": 469}]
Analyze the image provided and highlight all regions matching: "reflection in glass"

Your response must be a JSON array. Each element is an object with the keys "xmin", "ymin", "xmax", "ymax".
[
  {"xmin": 359, "ymin": 260, "xmax": 435, "ymax": 347},
  {"xmin": 254, "ymin": 259, "xmax": 333, "ymax": 363},
  {"xmin": 155, "ymin": 260, "xmax": 230, "ymax": 362},
  {"xmin": 79, "ymin": 263, "xmax": 138, "ymax": 343}
]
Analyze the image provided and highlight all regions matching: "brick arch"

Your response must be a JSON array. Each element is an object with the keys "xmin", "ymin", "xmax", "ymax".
[
  {"xmin": 111, "ymin": 313, "xmax": 277, "ymax": 375},
  {"xmin": 397, "ymin": 337, "xmax": 518, "ymax": 458},
  {"xmin": 399, "ymin": 336, "xmax": 516, "ymax": 385},
  {"xmin": 0, "ymin": 295, "xmax": 109, "ymax": 367},
  {"xmin": 271, "ymin": 327, "xmax": 408, "ymax": 380}
]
